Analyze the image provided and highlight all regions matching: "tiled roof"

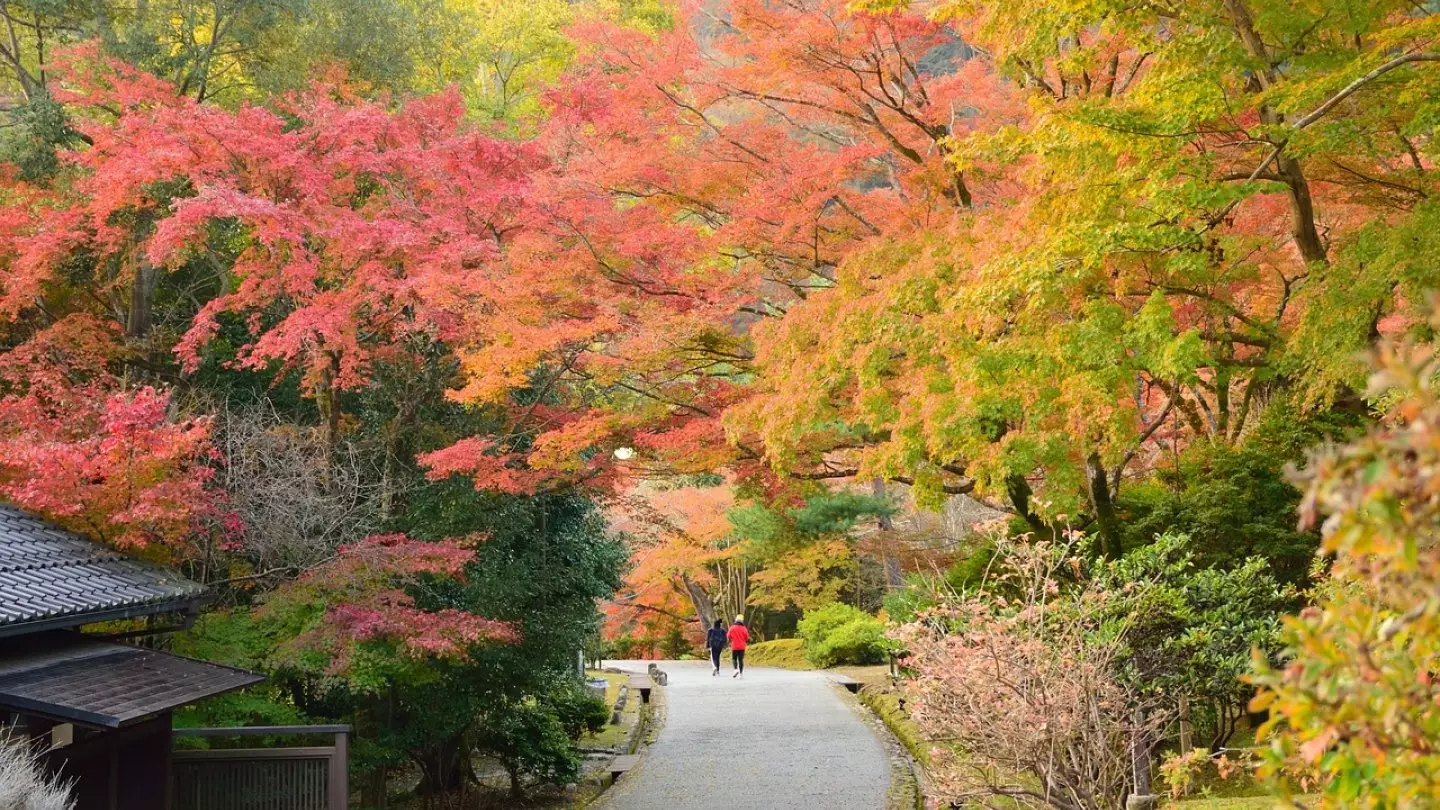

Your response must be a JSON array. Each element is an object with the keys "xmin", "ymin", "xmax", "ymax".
[
  {"xmin": 0, "ymin": 632, "xmax": 263, "ymax": 728},
  {"xmin": 0, "ymin": 504, "xmax": 205, "ymax": 637}
]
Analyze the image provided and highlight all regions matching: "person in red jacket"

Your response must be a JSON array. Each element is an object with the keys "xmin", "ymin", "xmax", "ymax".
[{"xmin": 727, "ymin": 615, "xmax": 750, "ymax": 678}]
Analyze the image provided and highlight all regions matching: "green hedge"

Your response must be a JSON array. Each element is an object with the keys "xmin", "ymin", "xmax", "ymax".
[{"xmin": 797, "ymin": 603, "xmax": 888, "ymax": 667}]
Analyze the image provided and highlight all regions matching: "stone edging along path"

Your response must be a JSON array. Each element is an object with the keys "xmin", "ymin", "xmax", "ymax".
[
  {"xmin": 589, "ymin": 660, "xmax": 916, "ymax": 810},
  {"xmin": 843, "ymin": 678, "xmax": 925, "ymax": 810}
]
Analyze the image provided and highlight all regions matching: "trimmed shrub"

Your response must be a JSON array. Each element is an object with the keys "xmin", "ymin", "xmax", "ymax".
[{"xmin": 798, "ymin": 603, "xmax": 888, "ymax": 667}]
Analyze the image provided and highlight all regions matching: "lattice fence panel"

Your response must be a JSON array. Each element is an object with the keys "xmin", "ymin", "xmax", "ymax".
[{"xmin": 173, "ymin": 751, "xmax": 330, "ymax": 810}]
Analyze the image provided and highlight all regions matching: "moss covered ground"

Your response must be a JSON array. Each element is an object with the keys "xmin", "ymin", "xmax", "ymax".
[{"xmin": 743, "ymin": 638, "xmax": 811, "ymax": 669}]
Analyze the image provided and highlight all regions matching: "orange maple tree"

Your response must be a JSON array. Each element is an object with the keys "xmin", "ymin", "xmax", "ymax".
[
  {"xmin": 433, "ymin": 0, "xmax": 1022, "ymax": 495},
  {"xmin": 607, "ymin": 483, "xmax": 740, "ymax": 638}
]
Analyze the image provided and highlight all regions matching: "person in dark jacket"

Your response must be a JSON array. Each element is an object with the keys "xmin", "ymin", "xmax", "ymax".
[{"xmin": 705, "ymin": 619, "xmax": 727, "ymax": 676}]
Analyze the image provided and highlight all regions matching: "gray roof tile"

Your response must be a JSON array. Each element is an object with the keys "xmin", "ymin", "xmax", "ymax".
[
  {"xmin": 0, "ymin": 632, "xmax": 263, "ymax": 727},
  {"xmin": 0, "ymin": 504, "xmax": 205, "ymax": 637}
]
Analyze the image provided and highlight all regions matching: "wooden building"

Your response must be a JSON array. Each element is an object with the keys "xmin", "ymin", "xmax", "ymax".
[{"xmin": 0, "ymin": 504, "xmax": 263, "ymax": 810}]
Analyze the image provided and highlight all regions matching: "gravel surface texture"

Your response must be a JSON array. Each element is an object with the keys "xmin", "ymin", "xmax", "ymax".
[{"xmin": 593, "ymin": 660, "xmax": 891, "ymax": 810}]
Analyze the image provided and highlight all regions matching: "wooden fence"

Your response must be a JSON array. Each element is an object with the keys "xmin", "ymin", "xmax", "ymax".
[{"xmin": 172, "ymin": 725, "xmax": 349, "ymax": 810}]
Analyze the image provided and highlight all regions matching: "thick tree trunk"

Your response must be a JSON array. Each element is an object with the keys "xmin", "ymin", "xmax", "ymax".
[
  {"xmin": 1005, "ymin": 474, "xmax": 1056, "ymax": 541},
  {"xmin": 127, "ymin": 259, "xmax": 159, "ymax": 340},
  {"xmin": 680, "ymin": 574, "xmax": 717, "ymax": 629},
  {"xmin": 1277, "ymin": 153, "xmax": 1327, "ymax": 264},
  {"xmin": 415, "ymin": 734, "xmax": 470, "ymax": 795},
  {"xmin": 872, "ymin": 478, "xmax": 904, "ymax": 589},
  {"xmin": 1086, "ymin": 453, "xmax": 1123, "ymax": 559}
]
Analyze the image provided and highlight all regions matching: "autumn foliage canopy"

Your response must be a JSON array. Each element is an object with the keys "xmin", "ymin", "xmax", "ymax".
[
  {"xmin": 3, "ymin": 0, "xmax": 1440, "ymax": 790},
  {"xmin": 7, "ymin": 0, "xmax": 1439, "ymax": 549}
]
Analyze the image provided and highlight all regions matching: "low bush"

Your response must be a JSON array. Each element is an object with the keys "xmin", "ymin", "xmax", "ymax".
[
  {"xmin": 798, "ymin": 603, "xmax": 888, "ymax": 667},
  {"xmin": 609, "ymin": 635, "xmax": 653, "ymax": 660},
  {"xmin": 474, "ymin": 681, "xmax": 608, "ymax": 798},
  {"xmin": 546, "ymin": 682, "xmax": 610, "ymax": 740}
]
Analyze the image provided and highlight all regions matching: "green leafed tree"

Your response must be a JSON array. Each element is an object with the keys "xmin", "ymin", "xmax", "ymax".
[{"xmin": 732, "ymin": 0, "xmax": 1440, "ymax": 561}]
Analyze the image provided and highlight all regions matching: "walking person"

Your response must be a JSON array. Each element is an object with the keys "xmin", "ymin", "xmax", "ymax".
[
  {"xmin": 705, "ymin": 619, "xmax": 727, "ymax": 676},
  {"xmin": 727, "ymin": 615, "xmax": 750, "ymax": 678}
]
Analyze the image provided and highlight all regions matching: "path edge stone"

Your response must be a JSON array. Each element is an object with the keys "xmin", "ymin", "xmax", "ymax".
[
  {"xmin": 840, "ymin": 681, "xmax": 925, "ymax": 810},
  {"xmin": 579, "ymin": 671, "xmax": 668, "ymax": 809}
]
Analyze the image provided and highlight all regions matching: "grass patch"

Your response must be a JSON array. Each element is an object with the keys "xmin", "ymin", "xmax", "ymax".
[
  {"xmin": 589, "ymin": 670, "xmax": 627, "ymax": 705},
  {"xmin": 833, "ymin": 664, "xmax": 890, "ymax": 685},
  {"xmin": 858, "ymin": 686, "xmax": 928, "ymax": 767},
  {"xmin": 580, "ymin": 670, "xmax": 633, "ymax": 750},
  {"xmin": 745, "ymin": 638, "xmax": 814, "ymax": 669},
  {"xmin": 1169, "ymin": 797, "xmax": 1308, "ymax": 809}
]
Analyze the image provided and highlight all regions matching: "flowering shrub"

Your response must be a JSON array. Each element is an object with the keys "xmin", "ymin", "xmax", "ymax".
[
  {"xmin": 895, "ymin": 538, "xmax": 1167, "ymax": 809},
  {"xmin": 1158, "ymin": 748, "xmax": 1211, "ymax": 800}
]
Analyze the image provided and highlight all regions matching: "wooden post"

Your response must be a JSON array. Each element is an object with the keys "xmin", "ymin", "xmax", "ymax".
[
  {"xmin": 161, "ymin": 712, "xmax": 174, "ymax": 810},
  {"xmin": 1178, "ymin": 696, "xmax": 1193, "ymax": 755},
  {"xmin": 329, "ymin": 730, "xmax": 349, "ymax": 810},
  {"xmin": 1127, "ymin": 709, "xmax": 1157, "ymax": 810}
]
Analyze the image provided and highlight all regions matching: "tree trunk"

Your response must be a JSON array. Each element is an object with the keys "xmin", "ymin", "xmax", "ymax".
[
  {"xmin": 1277, "ymin": 153, "xmax": 1327, "ymax": 265},
  {"xmin": 1086, "ymin": 452, "xmax": 1124, "ymax": 559},
  {"xmin": 508, "ymin": 764, "xmax": 523, "ymax": 799},
  {"xmin": 357, "ymin": 696, "xmax": 390, "ymax": 808},
  {"xmin": 1220, "ymin": 0, "xmax": 1329, "ymax": 266},
  {"xmin": 1006, "ymin": 474, "xmax": 1056, "ymax": 540},
  {"xmin": 127, "ymin": 258, "xmax": 159, "ymax": 340},
  {"xmin": 316, "ymin": 352, "xmax": 343, "ymax": 452},
  {"xmin": 415, "ymin": 734, "xmax": 470, "ymax": 796},
  {"xmin": 873, "ymin": 478, "xmax": 904, "ymax": 589},
  {"xmin": 379, "ymin": 401, "xmax": 412, "ymax": 522},
  {"xmin": 360, "ymin": 769, "xmax": 388, "ymax": 809},
  {"xmin": 680, "ymin": 573, "xmax": 716, "ymax": 629},
  {"xmin": 1129, "ymin": 709, "xmax": 1157, "ymax": 809},
  {"xmin": 715, "ymin": 558, "xmax": 748, "ymax": 625},
  {"xmin": 1210, "ymin": 700, "xmax": 1241, "ymax": 753}
]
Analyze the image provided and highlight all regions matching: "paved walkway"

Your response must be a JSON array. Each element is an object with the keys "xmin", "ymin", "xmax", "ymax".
[{"xmin": 594, "ymin": 660, "xmax": 891, "ymax": 810}]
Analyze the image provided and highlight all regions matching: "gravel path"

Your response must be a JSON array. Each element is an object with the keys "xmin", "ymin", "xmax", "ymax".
[{"xmin": 593, "ymin": 660, "xmax": 891, "ymax": 810}]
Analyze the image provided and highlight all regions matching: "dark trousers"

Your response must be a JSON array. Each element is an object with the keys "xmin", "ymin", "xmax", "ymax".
[
  {"xmin": 709, "ymin": 646, "xmax": 722, "ymax": 670},
  {"xmin": 732, "ymin": 649, "xmax": 745, "ymax": 673}
]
